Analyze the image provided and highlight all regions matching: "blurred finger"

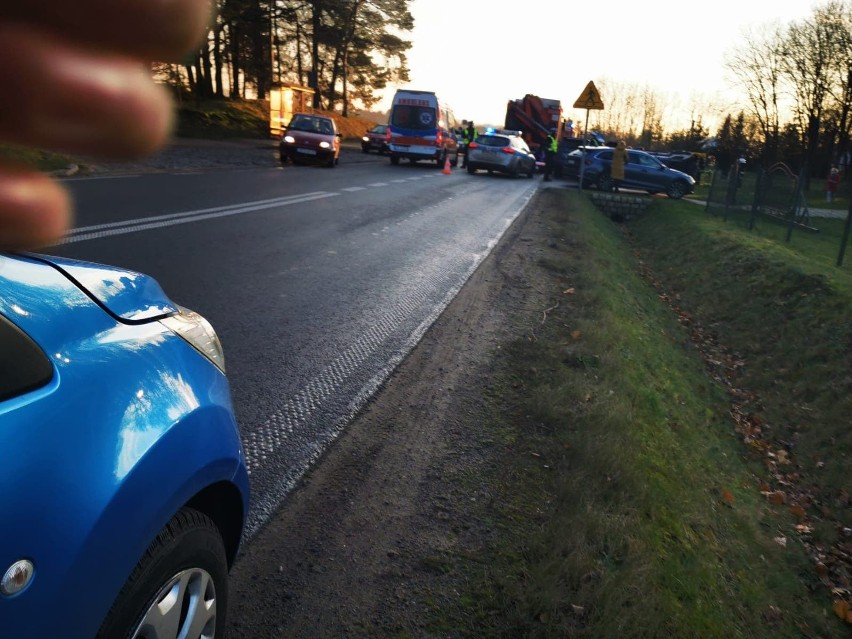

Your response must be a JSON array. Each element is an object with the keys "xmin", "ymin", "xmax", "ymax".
[
  {"xmin": 0, "ymin": 25, "xmax": 173, "ymax": 158},
  {"xmin": 0, "ymin": 0, "xmax": 213, "ymax": 61},
  {"xmin": 0, "ymin": 168, "xmax": 70, "ymax": 250}
]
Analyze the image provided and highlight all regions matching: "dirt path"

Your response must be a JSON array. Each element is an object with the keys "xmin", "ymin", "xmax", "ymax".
[{"xmin": 225, "ymin": 186, "xmax": 558, "ymax": 637}]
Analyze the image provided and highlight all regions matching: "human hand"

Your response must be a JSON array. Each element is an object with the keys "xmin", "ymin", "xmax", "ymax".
[{"xmin": 0, "ymin": 0, "xmax": 212, "ymax": 249}]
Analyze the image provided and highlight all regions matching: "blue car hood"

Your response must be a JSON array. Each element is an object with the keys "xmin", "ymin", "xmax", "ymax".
[{"xmin": 25, "ymin": 253, "xmax": 178, "ymax": 323}]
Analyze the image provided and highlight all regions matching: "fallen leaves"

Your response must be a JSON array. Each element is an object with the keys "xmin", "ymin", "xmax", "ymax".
[
  {"xmin": 765, "ymin": 490, "xmax": 786, "ymax": 506},
  {"xmin": 789, "ymin": 504, "xmax": 807, "ymax": 521},
  {"xmin": 633, "ymin": 247, "xmax": 852, "ymax": 624},
  {"xmin": 832, "ymin": 598, "xmax": 852, "ymax": 623},
  {"xmin": 774, "ymin": 449, "xmax": 791, "ymax": 465}
]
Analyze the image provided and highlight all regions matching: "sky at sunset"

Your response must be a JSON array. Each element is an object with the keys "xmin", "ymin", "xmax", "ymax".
[{"xmin": 379, "ymin": 0, "xmax": 825, "ymax": 131}]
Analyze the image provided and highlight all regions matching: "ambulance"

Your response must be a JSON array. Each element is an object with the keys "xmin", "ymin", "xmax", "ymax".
[{"xmin": 386, "ymin": 89, "xmax": 459, "ymax": 167}]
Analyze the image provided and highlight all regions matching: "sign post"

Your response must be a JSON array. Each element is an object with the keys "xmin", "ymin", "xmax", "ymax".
[{"xmin": 572, "ymin": 81, "xmax": 605, "ymax": 191}]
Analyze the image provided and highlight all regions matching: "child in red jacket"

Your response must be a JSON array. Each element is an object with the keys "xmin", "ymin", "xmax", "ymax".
[{"xmin": 827, "ymin": 167, "xmax": 841, "ymax": 202}]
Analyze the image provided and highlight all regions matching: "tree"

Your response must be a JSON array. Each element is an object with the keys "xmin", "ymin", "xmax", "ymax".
[
  {"xmin": 267, "ymin": 0, "xmax": 412, "ymax": 111},
  {"xmin": 666, "ymin": 119, "xmax": 709, "ymax": 152},
  {"xmin": 592, "ymin": 78, "xmax": 644, "ymax": 143},
  {"xmin": 309, "ymin": 0, "xmax": 412, "ymax": 111},
  {"xmin": 325, "ymin": 0, "xmax": 413, "ymax": 114},
  {"xmin": 639, "ymin": 87, "xmax": 664, "ymax": 150},
  {"xmin": 154, "ymin": 0, "xmax": 414, "ymax": 110},
  {"xmin": 589, "ymin": 79, "xmax": 669, "ymax": 148},
  {"xmin": 217, "ymin": 0, "xmax": 272, "ymax": 99},
  {"xmin": 725, "ymin": 22, "xmax": 787, "ymax": 166},
  {"xmin": 780, "ymin": 0, "xmax": 852, "ymax": 187},
  {"xmin": 823, "ymin": 4, "xmax": 852, "ymax": 176},
  {"xmin": 714, "ymin": 113, "xmax": 750, "ymax": 177}
]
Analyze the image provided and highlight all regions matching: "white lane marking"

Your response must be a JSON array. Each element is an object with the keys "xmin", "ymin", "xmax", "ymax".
[
  {"xmin": 61, "ymin": 167, "xmax": 468, "ymax": 245},
  {"xmin": 60, "ymin": 192, "xmax": 338, "ymax": 244}
]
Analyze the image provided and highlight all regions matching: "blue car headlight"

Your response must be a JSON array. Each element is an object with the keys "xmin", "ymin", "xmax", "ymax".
[{"xmin": 159, "ymin": 307, "xmax": 226, "ymax": 373}]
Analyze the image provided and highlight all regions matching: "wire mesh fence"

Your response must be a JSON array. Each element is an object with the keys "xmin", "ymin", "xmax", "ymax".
[{"xmin": 702, "ymin": 162, "xmax": 852, "ymax": 268}]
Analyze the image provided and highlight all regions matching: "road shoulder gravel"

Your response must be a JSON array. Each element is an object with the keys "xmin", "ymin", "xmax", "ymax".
[{"xmin": 224, "ymin": 184, "xmax": 558, "ymax": 638}]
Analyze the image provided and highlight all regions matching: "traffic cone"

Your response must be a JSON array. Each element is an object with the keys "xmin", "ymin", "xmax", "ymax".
[{"xmin": 442, "ymin": 155, "xmax": 452, "ymax": 175}]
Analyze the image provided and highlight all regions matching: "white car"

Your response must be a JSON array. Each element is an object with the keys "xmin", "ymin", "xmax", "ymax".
[{"xmin": 465, "ymin": 130, "xmax": 537, "ymax": 178}]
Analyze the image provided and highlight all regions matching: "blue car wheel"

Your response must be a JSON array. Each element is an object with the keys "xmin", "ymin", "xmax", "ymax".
[
  {"xmin": 97, "ymin": 508, "xmax": 228, "ymax": 639},
  {"xmin": 666, "ymin": 179, "xmax": 690, "ymax": 199}
]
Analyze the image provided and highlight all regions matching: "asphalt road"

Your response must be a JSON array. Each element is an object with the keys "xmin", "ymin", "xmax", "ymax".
[{"xmin": 45, "ymin": 148, "xmax": 540, "ymax": 536}]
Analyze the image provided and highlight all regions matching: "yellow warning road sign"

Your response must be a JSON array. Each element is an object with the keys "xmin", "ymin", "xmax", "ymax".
[{"xmin": 573, "ymin": 81, "xmax": 604, "ymax": 110}]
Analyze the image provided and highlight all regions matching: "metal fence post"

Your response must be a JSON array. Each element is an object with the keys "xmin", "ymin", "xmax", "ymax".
[
  {"xmin": 748, "ymin": 169, "xmax": 763, "ymax": 230},
  {"xmin": 724, "ymin": 166, "xmax": 739, "ymax": 221},
  {"xmin": 705, "ymin": 170, "xmax": 717, "ymax": 214},
  {"xmin": 787, "ymin": 166, "xmax": 809, "ymax": 242},
  {"xmin": 838, "ymin": 198, "xmax": 852, "ymax": 267}
]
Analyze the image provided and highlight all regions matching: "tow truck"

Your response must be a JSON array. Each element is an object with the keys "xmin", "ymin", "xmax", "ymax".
[{"xmin": 504, "ymin": 94, "xmax": 563, "ymax": 155}]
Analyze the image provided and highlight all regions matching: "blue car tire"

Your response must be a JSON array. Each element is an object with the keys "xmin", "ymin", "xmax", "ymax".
[{"xmin": 97, "ymin": 508, "xmax": 229, "ymax": 639}]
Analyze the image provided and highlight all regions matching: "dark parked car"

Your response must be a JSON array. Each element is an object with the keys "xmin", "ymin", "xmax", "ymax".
[
  {"xmin": 554, "ymin": 137, "xmax": 602, "ymax": 177},
  {"xmin": 562, "ymin": 147, "xmax": 695, "ymax": 198},
  {"xmin": 0, "ymin": 252, "xmax": 249, "ymax": 638},
  {"xmin": 361, "ymin": 124, "xmax": 389, "ymax": 154},
  {"xmin": 280, "ymin": 113, "xmax": 341, "ymax": 167},
  {"xmin": 466, "ymin": 131, "xmax": 536, "ymax": 178}
]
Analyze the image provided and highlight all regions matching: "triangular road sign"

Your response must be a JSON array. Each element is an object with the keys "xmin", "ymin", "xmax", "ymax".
[{"xmin": 573, "ymin": 81, "xmax": 604, "ymax": 110}]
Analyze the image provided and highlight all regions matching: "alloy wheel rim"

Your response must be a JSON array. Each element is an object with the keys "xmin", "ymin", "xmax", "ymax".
[{"xmin": 131, "ymin": 568, "xmax": 217, "ymax": 639}]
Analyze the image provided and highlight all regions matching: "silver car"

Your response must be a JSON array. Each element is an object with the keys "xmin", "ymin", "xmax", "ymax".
[{"xmin": 466, "ymin": 130, "xmax": 536, "ymax": 178}]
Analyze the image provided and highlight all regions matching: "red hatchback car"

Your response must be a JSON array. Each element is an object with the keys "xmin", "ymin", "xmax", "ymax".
[
  {"xmin": 361, "ymin": 124, "xmax": 389, "ymax": 154},
  {"xmin": 279, "ymin": 113, "xmax": 341, "ymax": 167}
]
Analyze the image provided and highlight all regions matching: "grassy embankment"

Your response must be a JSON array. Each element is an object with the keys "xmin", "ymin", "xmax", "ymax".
[
  {"xmin": 0, "ymin": 98, "xmax": 378, "ymax": 171},
  {"xmin": 173, "ymin": 97, "xmax": 378, "ymax": 141},
  {"xmin": 430, "ymin": 189, "xmax": 850, "ymax": 638}
]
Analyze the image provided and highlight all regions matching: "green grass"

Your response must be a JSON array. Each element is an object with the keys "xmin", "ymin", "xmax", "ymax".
[
  {"xmin": 689, "ymin": 170, "xmax": 852, "ymax": 214},
  {"xmin": 0, "ymin": 99, "xmax": 271, "ymax": 172},
  {"xmin": 1, "ymin": 98, "xmax": 378, "ymax": 173},
  {"xmin": 628, "ymin": 201, "xmax": 851, "ymax": 548},
  {"xmin": 173, "ymin": 97, "xmax": 270, "ymax": 139},
  {"xmin": 0, "ymin": 99, "xmax": 272, "ymax": 172},
  {"xmin": 427, "ymin": 190, "xmax": 848, "ymax": 637},
  {"xmin": 0, "ymin": 144, "xmax": 76, "ymax": 172}
]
